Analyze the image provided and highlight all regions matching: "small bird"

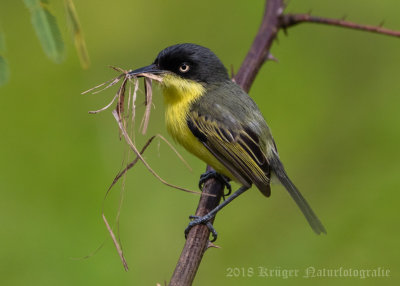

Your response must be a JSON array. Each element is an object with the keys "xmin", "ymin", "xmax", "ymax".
[{"xmin": 129, "ymin": 43, "xmax": 326, "ymax": 240}]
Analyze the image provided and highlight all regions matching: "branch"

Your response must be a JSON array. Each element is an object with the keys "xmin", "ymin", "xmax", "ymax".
[
  {"xmin": 235, "ymin": 0, "xmax": 284, "ymax": 93},
  {"xmin": 169, "ymin": 1, "xmax": 284, "ymax": 285},
  {"xmin": 280, "ymin": 13, "xmax": 400, "ymax": 38},
  {"xmin": 169, "ymin": 166, "xmax": 223, "ymax": 286}
]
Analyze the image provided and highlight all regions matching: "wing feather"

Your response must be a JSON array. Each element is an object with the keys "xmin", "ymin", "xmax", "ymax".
[{"xmin": 187, "ymin": 111, "xmax": 271, "ymax": 196}]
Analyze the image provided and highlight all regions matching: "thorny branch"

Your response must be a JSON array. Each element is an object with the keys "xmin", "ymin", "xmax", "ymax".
[
  {"xmin": 280, "ymin": 13, "xmax": 400, "ymax": 37},
  {"xmin": 168, "ymin": 0, "xmax": 400, "ymax": 285}
]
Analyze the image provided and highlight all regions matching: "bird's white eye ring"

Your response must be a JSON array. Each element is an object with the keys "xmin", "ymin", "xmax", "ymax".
[{"xmin": 179, "ymin": 63, "xmax": 190, "ymax": 73}]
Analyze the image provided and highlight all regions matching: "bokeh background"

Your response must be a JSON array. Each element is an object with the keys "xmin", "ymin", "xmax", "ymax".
[{"xmin": 1, "ymin": 0, "xmax": 399, "ymax": 285}]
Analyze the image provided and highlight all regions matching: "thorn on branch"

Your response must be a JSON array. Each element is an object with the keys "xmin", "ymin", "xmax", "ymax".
[
  {"xmin": 207, "ymin": 241, "xmax": 221, "ymax": 249},
  {"xmin": 282, "ymin": 25, "xmax": 288, "ymax": 36},
  {"xmin": 267, "ymin": 53, "xmax": 279, "ymax": 63},
  {"xmin": 277, "ymin": 6, "xmax": 284, "ymax": 17}
]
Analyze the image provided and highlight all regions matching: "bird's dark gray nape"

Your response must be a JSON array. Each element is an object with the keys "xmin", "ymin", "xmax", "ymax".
[{"xmin": 154, "ymin": 43, "xmax": 230, "ymax": 84}]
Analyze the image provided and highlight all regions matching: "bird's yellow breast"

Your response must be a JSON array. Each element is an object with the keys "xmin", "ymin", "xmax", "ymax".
[{"xmin": 161, "ymin": 74, "xmax": 234, "ymax": 179}]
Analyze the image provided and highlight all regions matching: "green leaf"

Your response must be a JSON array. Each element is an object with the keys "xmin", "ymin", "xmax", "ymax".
[
  {"xmin": 0, "ymin": 32, "xmax": 9, "ymax": 85},
  {"xmin": 23, "ymin": 0, "xmax": 64, "ymax": 63},
  {"xmin": 0, "ymin": 32, "xmax": 6, "ymax": 53},
  {"xmin": 64, "ymin": 0, "xmax": 90, "ymax": 69},
  {"xmin": 0, "ymin": 56, "xmax": 10, "ymax": 86}
]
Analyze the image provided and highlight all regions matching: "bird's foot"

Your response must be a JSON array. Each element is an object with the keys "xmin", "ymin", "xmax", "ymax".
[
  {"xmin": 198, "ymin": 170, "xmax": 232, "ymax": 199},
  {"xmin": 184, "ymin": 215, "xmax": 218, "ymax": 242}
]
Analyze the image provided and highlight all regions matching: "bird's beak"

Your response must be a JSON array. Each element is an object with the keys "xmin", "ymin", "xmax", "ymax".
[{"xmin": 127, "ymin": 64, "xmax": 166, "ymax": 77}]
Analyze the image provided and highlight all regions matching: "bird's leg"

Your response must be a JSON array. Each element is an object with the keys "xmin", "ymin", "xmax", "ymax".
[
  {"xmin": 198, "ymin": 170, "xmax": 232, "ymax": 199},
  {"xmin": 185, "ymin": 185, "xmax": 250, "ymax": 242}
]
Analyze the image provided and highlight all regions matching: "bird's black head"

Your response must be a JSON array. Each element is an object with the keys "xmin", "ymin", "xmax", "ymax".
[{"xmin": 153, "ymin": 43, "xmax": 229, "ymax": 84}]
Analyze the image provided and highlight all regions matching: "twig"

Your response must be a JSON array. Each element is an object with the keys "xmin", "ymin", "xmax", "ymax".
[
  {"xmin": 280, "ymin": 13, "xmax": 400, "ymax": 38},
  {"xmin": 107, "ymin": 136, "xmax": 156, "ymax": 192},
  {"xmin": 102, "ymin": 213, "xmax": 129, "ymax": 271},
  {"xmin": 141, "ymin": 78, "xmax": 153, "ymax": 134},
  {"xmin": 234, "ymin": 0, "xmax": 284, "ymax": 93}
]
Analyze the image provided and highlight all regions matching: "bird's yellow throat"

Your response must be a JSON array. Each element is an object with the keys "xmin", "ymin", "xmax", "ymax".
[
  {"xmin": 161, "ymin": 73, "xmax": 205, "ymax": 105},
  {"xmin": 160, "ymin": 73, "xmax": 205, "ymax": 143}
]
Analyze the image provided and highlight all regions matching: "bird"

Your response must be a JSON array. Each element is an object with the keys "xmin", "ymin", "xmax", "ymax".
[{"xmin": 128, "ymin": 43, "xmax": 326, "ymax": 241}]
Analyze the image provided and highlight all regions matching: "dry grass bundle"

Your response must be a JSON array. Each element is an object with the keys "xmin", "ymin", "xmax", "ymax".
[
  {"xmin": 83, "ymin": 67, "xmax": 205, "ymax": 270},
  {"xmin": 83, "ymin": 66, "xmax": 197, "ymax": 193}
]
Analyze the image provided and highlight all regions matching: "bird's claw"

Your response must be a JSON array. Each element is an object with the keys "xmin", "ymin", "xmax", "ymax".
[
  {"xmin": 184, "ymin": 215, "xmax": 218, "ymax": 242},
  {"xmin": 198, "ymin": 170, "xmax": 232, "ymax": 199}
]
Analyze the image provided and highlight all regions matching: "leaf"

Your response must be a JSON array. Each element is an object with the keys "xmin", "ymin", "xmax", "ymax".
[
  {"xmin": 64, "ymin": 0, "xmax": 90, "ymax": 69},
  {"xmin": 0, "ymin": 32, "xmax": 6, "ymax": 53},
  {"xmin": 23, "ymin": 0, "xmax": 64, "ymax": 63},
  {"xmin": 0, "ymin": 56, "xmax": 9, "ymax": 86},
  {"xmin": 0, "ymin": 32, "xmax": 9, "ymax": 86}
]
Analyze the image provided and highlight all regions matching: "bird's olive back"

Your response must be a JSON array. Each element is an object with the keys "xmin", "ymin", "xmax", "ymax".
[{"xmin": 154, "ymin": 43, "xmax": 229, "ymax": 84}]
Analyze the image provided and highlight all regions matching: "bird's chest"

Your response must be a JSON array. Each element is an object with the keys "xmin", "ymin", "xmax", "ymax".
[
  {"xmin": 162, "ymin": 86, "xmax": 213, "ymax": 164},
  {"xmin": 164, "ymin": 99, "xmax": 194, "ymax": 146}
]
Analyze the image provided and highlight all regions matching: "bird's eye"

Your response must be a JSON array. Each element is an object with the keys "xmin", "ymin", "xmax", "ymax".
[{"xmin": 179, "ymin": 63, "xmax": 190, "ymax": 73}]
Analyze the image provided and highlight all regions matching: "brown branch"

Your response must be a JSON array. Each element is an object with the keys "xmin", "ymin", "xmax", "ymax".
[
  {"xmin": 169, "ymin": 166, "xmax": 223, "ymax": 286},
  {"xmin": 280, "ymin": 13, "xmax": 400, "ymax": 38},
  {"xmin": 235, "ymin": 0, "xmax": 284, "ymax": 93},
  {"xmin": 169, "ymin": 1, "xmax": 284, "ymax": 285},
  {"xmin": 169, "ymin": 1, "xmax": 400, "ymax": 286}
]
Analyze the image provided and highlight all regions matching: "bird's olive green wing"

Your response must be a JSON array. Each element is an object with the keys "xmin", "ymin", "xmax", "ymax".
[{"xmin": 187, "ymin": 111, "xmax": 271, "ymax": 196}]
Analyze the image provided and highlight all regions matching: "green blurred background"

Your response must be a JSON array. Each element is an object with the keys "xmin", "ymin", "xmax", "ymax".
[{"xmin": 1, "ymin": 0, "xmax": 399, "ymax": 285}]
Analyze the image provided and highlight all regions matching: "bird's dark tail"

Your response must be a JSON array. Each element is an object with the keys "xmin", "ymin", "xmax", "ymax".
[{"xmin": 269, "ymin": 150, "xmax": 327, "ymax": 235}]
